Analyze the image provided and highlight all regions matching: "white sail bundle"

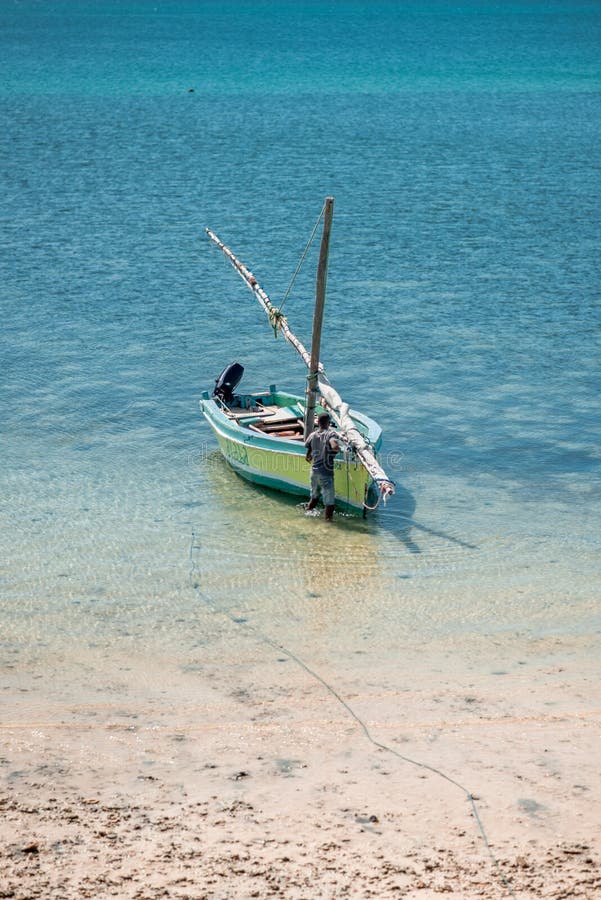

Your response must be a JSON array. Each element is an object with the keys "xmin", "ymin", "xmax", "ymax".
[
  {"xmin": 316, "ymin": 375, "xmax": 395, "ymax": 499},
  {"xmin": 206, "ymin": 228, "xmax": 395, "ymax": 501}
]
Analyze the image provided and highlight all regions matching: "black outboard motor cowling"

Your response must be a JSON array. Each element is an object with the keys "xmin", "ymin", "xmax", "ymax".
[{"xmin": 213, "ymin": 362, "xmax": 244, "ymax": 403}]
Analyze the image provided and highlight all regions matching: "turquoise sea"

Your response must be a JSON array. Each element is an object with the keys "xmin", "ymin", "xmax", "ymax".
[{"xmin": 1, "ymin": 2, "xmax": 600, "ymax": 718}]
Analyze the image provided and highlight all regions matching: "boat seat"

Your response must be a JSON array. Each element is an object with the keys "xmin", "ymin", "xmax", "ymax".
[
  {"xmin": 229, "ymin": 404, "xmax": 300, "ymax": 421},
  {"xmin": 227, "ymin": 408, "xmax": 275, "ymax": 420},
  {"xmin": 260, "ymin": 417, "xmax": 300, "ymax": 428},
  {"xmin": 248, "ymin": 420, "xmax": 304, "ymax": 437},
  {"xmin": 258, "ymin": 405, "xmax": 302, "ymax": 421}
]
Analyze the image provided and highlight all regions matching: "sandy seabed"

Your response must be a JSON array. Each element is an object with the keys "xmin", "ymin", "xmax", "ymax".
[{"xmin": 2, "ymin": 626, "xmax": 600, "ymax": 899}]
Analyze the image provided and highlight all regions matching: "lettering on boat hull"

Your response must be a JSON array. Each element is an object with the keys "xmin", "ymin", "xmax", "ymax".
[{"xmin": 222, "ymin": 437, "xmax": 249, "ymax": 467}]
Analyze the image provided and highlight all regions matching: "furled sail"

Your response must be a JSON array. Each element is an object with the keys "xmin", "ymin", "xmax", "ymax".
[{"xmin": 205, "ymin": 228, "xmax": 395, "ymax": 501}]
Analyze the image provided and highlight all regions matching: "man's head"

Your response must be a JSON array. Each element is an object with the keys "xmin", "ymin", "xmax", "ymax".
[{"xmin": 317, "ymin": 412, "xmax": 331, "ymax": 429}]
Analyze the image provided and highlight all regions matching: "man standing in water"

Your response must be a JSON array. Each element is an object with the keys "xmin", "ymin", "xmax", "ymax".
[{"xmin": 304, "ymin": 412, "xmax": 340, "ymax": 521}]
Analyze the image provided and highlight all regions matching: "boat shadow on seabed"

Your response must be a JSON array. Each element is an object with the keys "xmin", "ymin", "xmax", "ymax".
[{"xmin": 374, "ymin": 482, "xmax": 478, "ymax": 555}]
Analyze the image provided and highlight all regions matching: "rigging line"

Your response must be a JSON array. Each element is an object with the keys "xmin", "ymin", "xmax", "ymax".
[
  {"xmin": 188, "ymin": 529, "xmax": 517, "ymax": 899},
  {"xmin": 277, "ymin": 202, "xmax": 326, "ymax": 315}
]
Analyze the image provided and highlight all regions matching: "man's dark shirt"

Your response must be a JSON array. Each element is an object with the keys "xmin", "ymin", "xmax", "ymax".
[{"xmin": 304, "ymin": 428, "xmax": 338, "ymax": 475}]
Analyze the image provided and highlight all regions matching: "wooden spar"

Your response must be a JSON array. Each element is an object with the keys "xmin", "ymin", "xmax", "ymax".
[
  {"xmin": 205, "ymin": 218, "xmax": 396, "ymax": 499},
  {"xmin": 304, "ymin": 197, "xmax": 334, "ymax": 441},
  {"xmin": 205, "ymin": 227, "xmax": 317, "ymax": 369}
]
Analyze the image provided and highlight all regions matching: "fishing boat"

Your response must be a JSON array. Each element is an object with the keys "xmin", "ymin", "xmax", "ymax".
[{"xmin": 199, "ymin": 198, "xmax": 395, "ymax": 515}]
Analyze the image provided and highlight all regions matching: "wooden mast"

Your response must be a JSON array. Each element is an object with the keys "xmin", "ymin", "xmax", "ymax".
[{"xmin": 304, "ymin": 197, "xmax": 334, "ymax": 441}]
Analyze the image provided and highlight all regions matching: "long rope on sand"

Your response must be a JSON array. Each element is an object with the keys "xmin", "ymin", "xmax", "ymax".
[{"xmin": 188, "ymin": 528, "xmax": 518, "ymax": 899}]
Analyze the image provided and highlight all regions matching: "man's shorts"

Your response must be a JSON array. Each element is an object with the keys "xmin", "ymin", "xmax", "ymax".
[{"xmin": 310, "ymin": 468, "xmax": 335, "ymax": 506}]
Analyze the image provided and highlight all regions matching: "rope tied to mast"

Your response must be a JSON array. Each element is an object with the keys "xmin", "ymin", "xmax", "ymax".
[{"xmin": 277, "ymin": 201, "xmax": 327, "ymax": 315}]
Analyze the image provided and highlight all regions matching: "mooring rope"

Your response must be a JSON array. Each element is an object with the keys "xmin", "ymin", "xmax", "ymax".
[{"xmin": 188, "ymin": 528, "xmax": 517, "ymax": 899}]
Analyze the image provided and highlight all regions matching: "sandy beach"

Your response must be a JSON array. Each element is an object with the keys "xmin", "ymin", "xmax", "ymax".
[
  {"xmin": 3, "ymin": 0, "xmax": 600, "ymax": 896},
  {"xmin": 2, "ymin": 622, "xmax": 600, "ymax": 899}
]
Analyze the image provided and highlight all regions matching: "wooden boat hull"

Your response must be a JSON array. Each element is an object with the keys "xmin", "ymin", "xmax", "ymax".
[{"xmin": 199, "ymin": 387, "xmax": 382, "ymax": 514}]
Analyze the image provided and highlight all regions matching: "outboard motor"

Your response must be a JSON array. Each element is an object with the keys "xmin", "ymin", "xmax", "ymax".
[{"xmin": 213, "ymin": 362, "xmax": 244, "ymax": 403}]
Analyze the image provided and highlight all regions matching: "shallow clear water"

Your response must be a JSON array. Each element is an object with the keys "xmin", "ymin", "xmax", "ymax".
[{"xmin": 1, "ymin": 2, "xmax": 600, "ymax": 693}]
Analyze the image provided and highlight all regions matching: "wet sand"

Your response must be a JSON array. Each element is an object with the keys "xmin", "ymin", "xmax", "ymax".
[{"xmin": 2, "ymin": 625, "xmax": 600, "ymax": 898}]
